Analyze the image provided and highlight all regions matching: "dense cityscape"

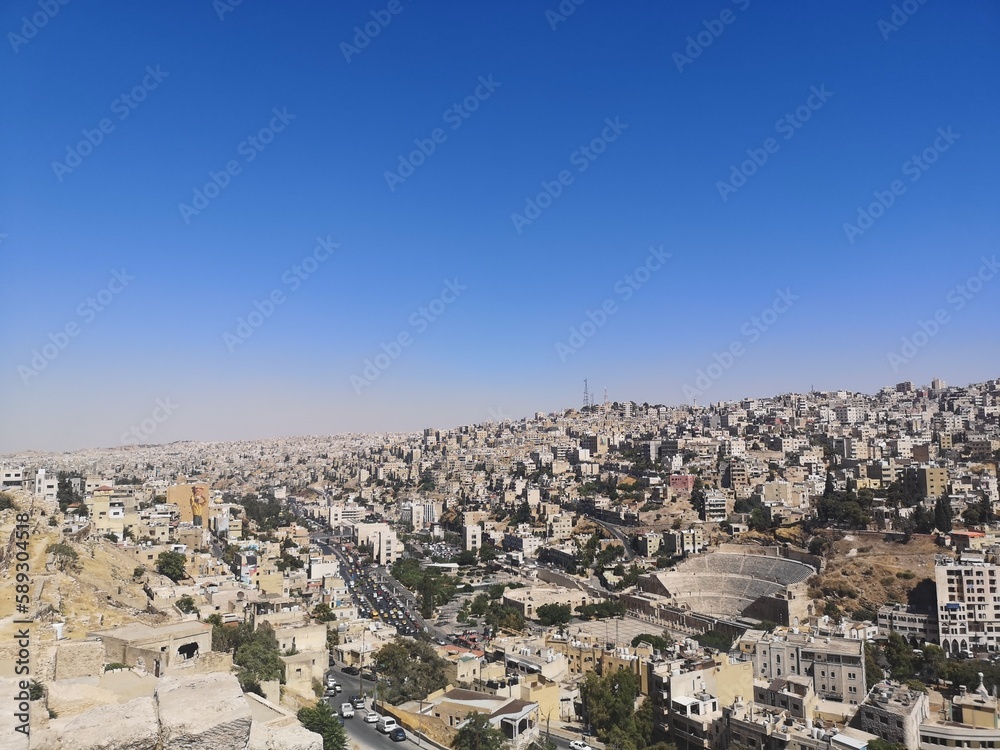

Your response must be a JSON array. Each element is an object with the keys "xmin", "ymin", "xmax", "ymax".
[{"xmin": 3, "ymin": 377, "xmax": 1000, "ymax": 750}]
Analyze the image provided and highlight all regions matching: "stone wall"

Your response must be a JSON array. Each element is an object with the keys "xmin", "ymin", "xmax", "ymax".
[{"xmin": 53, "ymin": 639, "xmax": 105, "ymax": 680}]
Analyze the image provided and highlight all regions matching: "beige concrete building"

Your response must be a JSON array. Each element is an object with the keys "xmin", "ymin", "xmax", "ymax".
[
  {"xmin": 502, "ymin": 585, "xmax": 590, "ymax": 620},
  {"xmin": 88, "ymin": 621, "xmax": 212, "ymax": 676}
]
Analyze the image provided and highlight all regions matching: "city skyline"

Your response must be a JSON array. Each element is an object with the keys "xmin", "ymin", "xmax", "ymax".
[
  {"xmin": 2, "ymin": 1, "xmax": 998, "ymax": 453},
  {"xmin": 0, "ymin": 371, "xmax": 980, "ymax": 456}
]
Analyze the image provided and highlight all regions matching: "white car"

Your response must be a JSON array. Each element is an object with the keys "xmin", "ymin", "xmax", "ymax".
[
  {"xmin": 339, "ymin": 703, "xmax": 355, "ymax": 719},
  {"xmin": 364, "ymin": 710, "xmax": 380, "ymax": 724},
  {"xmin": 570, "ymin": 742, "xmax": 592, "ymax": 750}
]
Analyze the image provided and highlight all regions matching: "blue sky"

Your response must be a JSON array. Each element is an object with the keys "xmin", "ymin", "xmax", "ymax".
[{"xmin": 1, "ymin": 0, "xmax": 998, "ymax": 451}]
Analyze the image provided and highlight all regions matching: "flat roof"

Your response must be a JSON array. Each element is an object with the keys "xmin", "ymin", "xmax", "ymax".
[{"xmin": 89, "ymin": 620, "xmax": 211, "ymax": 641}]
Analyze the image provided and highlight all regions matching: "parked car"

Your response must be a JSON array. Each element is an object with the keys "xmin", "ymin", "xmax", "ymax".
[
  {"xmin": 339, "ymin": 703, "xmax": 355, "ymax": 719},
  {"xmin": 377, "ymin": 716, "xmax": 398, "ymax": 734},
  {"xmin": 389, "ymin": 727, "xmax": 406, "ymax": 742},
  {"xmin": 352, "ymin": 694, "xmax": 367, "ymax": 709},
  {"xmin": 342, "ymin": 665, "xmax": 360, "ymax": 675},
  {"xmin": 570, "ymin": 742, "xmax": 592, "ymax": 750},
  {"xmin": 364, "ymin": 710, "xmax": 379, "ymax": 724}
]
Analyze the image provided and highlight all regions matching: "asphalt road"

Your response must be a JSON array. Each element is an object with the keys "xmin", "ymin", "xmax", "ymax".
[
  {"xmin": 587, "ymin": 517, "xmax": 637, "ymax": 561},
  {"xmin": 342, "ymin": 714, "xmax": 411, "ymax": 750},
  {"xmin": 342, "ymin": 711, "xmax": 584, "ymax": 750}
]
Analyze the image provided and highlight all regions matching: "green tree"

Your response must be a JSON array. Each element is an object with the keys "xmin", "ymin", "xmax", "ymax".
[
  {"xmin": 934, "ymin": 496, "xmax": 953, "ymax": 533},
  {"xmin": 884, "ymin": 632, "xmax": 916, "ymax": 681},
  {"xmin": 455, "ymin": 550, "xmax": 478, "ymax": 567},
  {"xmin": 691, "ymin": 478, "xmax": 706, "ymax": 516},
  {"xmin": 155, "ymin": 550, "xmax": 187, "ymax": 582},
  {"xmin": 297, "ymin": 700, "xmax": 348, "ymax": 750},
  {"xmin": 920, "ymin": 644, "xmax": 947, "ymax": 682},
  {"xmin": 233, "ymin": 623, "xmax": 284, "ymax": 693},
  {"xmin": 694, "ymin": 630, "xmax": 733, "ymax": 651},
  {"xmin": 46, "ymin": 543, "xmax": 80, "ymax": 572},
  {"xmin": 580, "ymin": 669, "xmax": 648, "ymax": 744},
  {"xmin": 312, "ymin": 603, "xmax": 337, "ymax": 622},
  {"xmin": 868, "ymin": 740, "xmax": 907, "ymax": 750},
  {"xmin": 865, "ymin": 642, "xmax": 884, "ymax": 691},
  {"xmin": 631, "ymin": 633, "xmax": 670, "ymax": 651},
  {"xmin": 0, "ymin": 491, "xmax": 15, "ymax": 511},
  {"xmin": 511, "ymin": 501, "xmax": 533, "ymax": 525},
  {"xmin": 373, "ymin": 637, "xmax": 449, "ymax": 705},
  {"xmin": 453, "ymin": 711, "xmax": 506, "ymax": 750},
  {"xmin": 176, "ymin": 595, "xmax": 198, "ymax": 614},
  {"xmin": 535, "ymin": 603, "xmax": 572, "ymax": 627}
]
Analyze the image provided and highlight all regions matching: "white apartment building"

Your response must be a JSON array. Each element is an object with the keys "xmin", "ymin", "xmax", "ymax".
[
  {"xmin": 464, "ymin": 524, "xmax": 482, "ymax": 552},
  {"xmin": 936, "ymin": 557, "xmax": 1000, "ymax": 654}
]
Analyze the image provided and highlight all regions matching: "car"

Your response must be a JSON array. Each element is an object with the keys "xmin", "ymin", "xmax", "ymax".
[
  {"xmin": 389, "ymin": 727, "xmax": 406, "ymax": 742},
  {"xmin": 342, "ymin": 665, "xmax": 360, "ymax": 675},
  {"xmin": 352, "ymin": 694, "xmax": 367, "ymax": 709},
  {"xmin": 377, "ymin": 716, "xmax": 399, "ymax": 734},
  {"xmin": 364, "ymin": 710, "xmax": 380, "ymax": 724},
  {"xmin": 570, "ymin": 742, "xmax": 592, "ymax": 750},
  {"xmin": 339, "ymin": 703, "xmax": 355, "ymax": 719}
]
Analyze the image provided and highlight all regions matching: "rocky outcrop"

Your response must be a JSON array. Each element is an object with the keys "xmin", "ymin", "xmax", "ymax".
[
  {"xmin": 44, "ymin": 696, "xmax": 159, "ymax": 750},
  {"xmin": 7, "ymin": 671, "xmax": 322, "ymax": 750},
  {"xmin": 249, "ymin": 721, "xmax": 324, "ymax": 750},
  {"xmin": 155, "ymin": 672, "xmax": 252, "ymax": 750},
  {"xmin": 46, "ymin": 679, "xmax": 121, "ymax": 718}
]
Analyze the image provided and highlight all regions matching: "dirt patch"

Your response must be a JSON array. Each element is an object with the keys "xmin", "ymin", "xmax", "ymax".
[{"xmin": 810, "ymin": 532, "xmax": 939, "ymax": 617}]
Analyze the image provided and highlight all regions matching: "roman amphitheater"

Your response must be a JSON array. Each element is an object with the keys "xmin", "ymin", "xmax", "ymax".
[{"xmin": 633, "ymin": 548, "xmax": 819, "ymax": 625}]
